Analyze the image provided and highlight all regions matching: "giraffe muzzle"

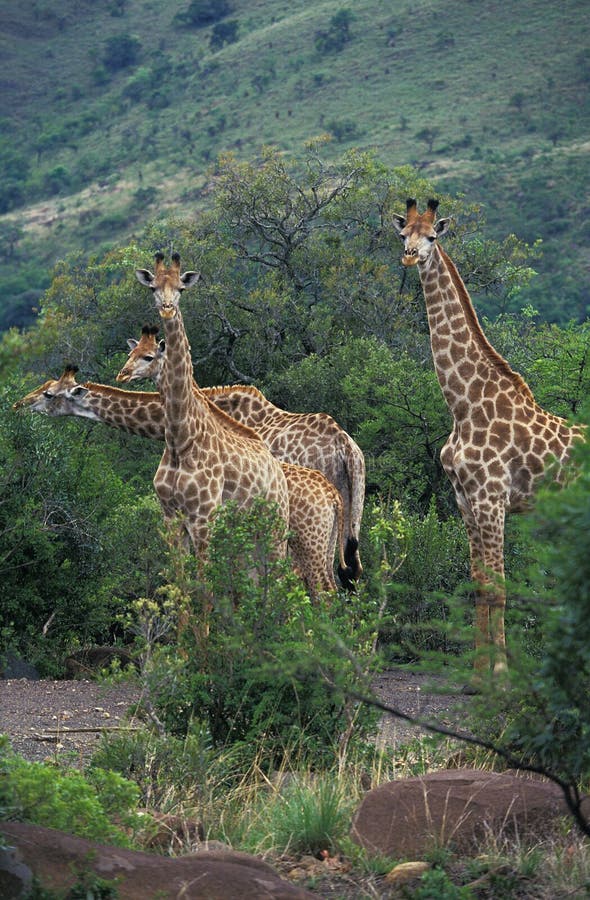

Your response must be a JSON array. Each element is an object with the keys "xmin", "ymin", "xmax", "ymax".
[
  {"xmin": 159, "ymin": 306, "xmax": 176, "ymax": 319},
  {"xmin": 402, "ymin": 252, "xmax": 419, "ymax": 267}
]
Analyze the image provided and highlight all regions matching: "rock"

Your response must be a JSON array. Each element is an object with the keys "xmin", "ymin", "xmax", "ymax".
[
  {"xmin": 350, "ymin": 768, "xmax": 571, "ymax": 858},
  {"xmin": 0, "ymin": 822, "xmax": 315, "ymax": 899},
  {"xmin": 0, "ymin": 652, "xmax": 40, "ymax": 680},
  {"xmin": 384, "ymin": 860, "xmax": 430, "ymax": 885},
  {"xmin": 0, "ymin": 846, "xmax": 33, "ymax": 898}
]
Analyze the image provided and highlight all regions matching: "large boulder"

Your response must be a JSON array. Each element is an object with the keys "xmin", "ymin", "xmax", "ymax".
[
  {"xmin": 351, "ymin": 768, "xmax": 571, "ymax": 858},
  {"xmin": 0, "ymin": 822, "xmax": 314, "ymax": 899}
]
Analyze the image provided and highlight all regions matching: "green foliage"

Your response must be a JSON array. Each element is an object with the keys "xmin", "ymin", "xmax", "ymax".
[
  {"xmin": 0, "ymin": 736, "xmax": 139, "ymax": 846},
  {"xmin": 179, "ymin": 0, "xmax": 232, "ymax": 28},
  {"xmin": 135, "ymin": 500, "xmax": 379, "ymax": 768},
  {"xmin": 315, "ymin": 9, "xmax": 355, "ymax": 54},
  {"xmin": 210, "ymin": 20, "xmax": 239, "ymax": 51},
  {"xmin": 0, "ymin": 378, "xmax": 165, "ymax": 673},
  {"xmin": 90, "ymin": 725, "xmax": 214, "ymax": 807},
  {"xmin": 413, "ymin": 867, "xmax": 474, "ymax": 899},
  {"xmin": 102, "ymin": 34, "xmax": 142, "ymax": 72},
  {"xmin": 498, "ymin": 437, "xmax": 590, "ymax": 782},
  {"xmin": 362, "ymin": 499, "xmax": 470, "ymax": 660}
]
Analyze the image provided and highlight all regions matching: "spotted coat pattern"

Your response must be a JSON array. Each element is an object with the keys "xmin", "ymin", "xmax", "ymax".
[
  {"xmin": 393, "ymin": 199, "xmax": 585, "ymax": 675},
  {"xmin": 135, "ymin": 254, "xmax": 290, "ymax": 560},
  {"xmin": 14, "ymin": 369, "xmax": 347, "ymax": 597},
  {"xmin": 117, "ymin": 328, "xmax": 365, "ymax": 581}
]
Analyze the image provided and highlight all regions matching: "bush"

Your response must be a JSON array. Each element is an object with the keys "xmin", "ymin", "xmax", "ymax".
[
  {"xmin": 136, "ymin": 500, "xmax": 379, "ymax": 768},
  {"xmin": 178, "ymin": 0, "xmax": 232, "ymax": 28},
  {"xmin": 363, "ymin": 499, "xmax": 470, "ymax": 660},
  {"xmin": 102, "ymin": 34, "xmax": 142, "ymax": 72},
  {"xmin": 0, "ymin": 736, "xmax": 139, "ymax": 846},
  {"xmin": 90, "ymin": 725, "xmax": 214, "ymax": 807}
]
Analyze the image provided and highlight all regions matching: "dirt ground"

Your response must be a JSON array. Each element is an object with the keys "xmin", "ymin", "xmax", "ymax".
[
  {"xmin": 0, "ymin": 668, "xmax": 469, "ymax": 766},
  {"xmin": 0, "ymin": 671, "xmax": 474, "ymax": 898}
]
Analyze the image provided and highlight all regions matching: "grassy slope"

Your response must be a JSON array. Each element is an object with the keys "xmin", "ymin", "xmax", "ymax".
[{"xmin": 1, "ymin": 0, "xmax": 588, "ymax": 326}]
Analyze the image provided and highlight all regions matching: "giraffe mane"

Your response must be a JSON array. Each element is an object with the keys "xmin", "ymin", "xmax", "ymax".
[
  {"xmin": 187, "ymin": 382, "xmax": 264, "ymax": 441},
  {"xmin": 202, "ymin": 393, "xmax": 264, "ymax": 442},
  {"xmin": 85, "ymin": 382, "xmax": 264, "ymax": 441},
  {"xmin": 205, "ymin": 384, "xmax": 267, "ymax": 401},
  {"xmin": 438, "ymin": 247, "xmax": 535, "ymax": 403},
  {"xmin": 83, "ymin": 383, "xmax": 160, "ymax": 401}
]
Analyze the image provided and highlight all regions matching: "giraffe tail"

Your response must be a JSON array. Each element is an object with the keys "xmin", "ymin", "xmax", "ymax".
[
  {"xmin": 337, "ymin": 538, "xmax": 358, "ymax": 591},
  {"xmin": 338, "ymin": 560, "xmax": 357, "ymax": 591},
  {"xmin": 342, "ymin": 436, "xmax": 365, "ymax": 583},
  {"xmin": 344, "ymin": 535, "xmax": 362, "ymax": 581}
]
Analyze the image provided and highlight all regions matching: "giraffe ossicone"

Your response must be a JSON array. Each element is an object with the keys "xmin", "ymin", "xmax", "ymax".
[{"xmin": 392, "ymin": 198, "xmax": 585, "ymax": 679}]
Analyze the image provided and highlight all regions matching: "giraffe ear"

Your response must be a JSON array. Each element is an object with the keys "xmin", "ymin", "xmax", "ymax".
[
  {"xmin": 69, "ymin": 385, "xmax": 89, "ymax": 399},
  {"xmin": 180, "ymin": 271, "xmax": 200, "ymax": 289},
  {"xmin": 157, "ymin": 340, "xmax": 166, "ymax": 354},
  {"xmin": 434, "ymin": 217, "xmax": 451, "ymax": 238},
  {"xmin": 126, "ymin": 338, "xmax": 139, "ymax": 351},
  {"xmin": 391, "ymin": 214, "xmax": 406, "ymax": 234},
  {"xmin": 135, "ymin": 269, "xmax": 155, "ymax": 287}
]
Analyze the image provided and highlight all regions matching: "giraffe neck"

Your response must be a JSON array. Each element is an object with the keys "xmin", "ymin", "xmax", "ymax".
[
  {"xmin": 418, "ymin": 245, "xmax": 534, "ymax": 420},
  {"xmin": 161, "ymin": 310, "xmax": 208, "ymax": 451},
  {"xmin": 80, "ymin": 384, "xmax": 165, "ymax": 439}
]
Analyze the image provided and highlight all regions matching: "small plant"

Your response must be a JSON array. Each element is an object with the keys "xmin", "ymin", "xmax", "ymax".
[
  {"xmin": 0, "ymin": 736, "xmax": 140, "ymax": 846},
  {"xmin": 413, "ymin": 866, "xmax": 474, "ymax": 899}
]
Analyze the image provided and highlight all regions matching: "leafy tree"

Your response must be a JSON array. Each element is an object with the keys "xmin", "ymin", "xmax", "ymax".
[
  {"xmin": 0, "ymin": 222, "xmax": 24, "ymax": 260},
  {"xmin": 0, "ymin": 381, "xmax": 164, "ymax": 672},
  {"xmin": 484, "ymin": 312, "xmax": 590, "ymax": 417},
  {"xmin": 327, "ymin": 118, "xmax": 364, "ymax": 143},
  {"xmin": 210, "ymin": 20, "xmax": 239, "ymax": 50},
  {"xmin": 415, "ymin": 126, "xmax": 441, "ymax": 154},
  {"xmin": 179, "ymin": 0, "xmax": 232, "ymax": 28},
  {"xmin": 102, "ymin": 33, "xmax": 142, "ymax": 71},
  {"xmin": 43, "ymin": 164, "xmax": 72, "ymax": 195},
  {"xmin": 315, "ymin": 9, "xmax": 355, "ymax": 54}
]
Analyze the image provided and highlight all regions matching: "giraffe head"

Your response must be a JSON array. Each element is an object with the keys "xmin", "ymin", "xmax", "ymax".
[
  {"xmin": 116, "ymin": 324, "xmax": 164, "ymax": 384},
  {"xmin": 135, "ymin": 252, "xmax": 200, "ymax": 319},
  {"xmin": 391, "ymin": 198, "xmax": 451, "ymax": 267},
  {"xmin": 13, "ymin": 365, "xmax": 82, "ymax": 414}
]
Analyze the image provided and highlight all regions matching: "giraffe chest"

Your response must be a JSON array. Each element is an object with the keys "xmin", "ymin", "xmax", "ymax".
[{"xmin": 154, "ymin": 451, "xmax": 224, "ymax": 514}]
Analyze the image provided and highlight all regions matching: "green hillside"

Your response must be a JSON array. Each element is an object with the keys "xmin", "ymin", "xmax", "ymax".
[{"xmin": 1, "ymin": 0, "xmax": 588, "ymax": 328}]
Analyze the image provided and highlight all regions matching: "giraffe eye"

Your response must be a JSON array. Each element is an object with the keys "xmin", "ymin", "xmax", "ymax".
[
  {"xmin": 143, "ymin": 355, "xmax": 154, "ymax": 362},
  {"xmin": 43, "ymin": 390, "xmax": 54, "ymax": 398},
  {"xmin": 427, "ymin": 235, "xmax": 436, "ymax": 243}
]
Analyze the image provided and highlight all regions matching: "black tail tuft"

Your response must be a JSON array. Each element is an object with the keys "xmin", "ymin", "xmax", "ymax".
[
  {"xmin": 337, "ymin": 563, "xmax": 357, "ymax": 592},
  {"xmin": 344, "ymin": 536, "xmax": 360, "ymax": 570}
]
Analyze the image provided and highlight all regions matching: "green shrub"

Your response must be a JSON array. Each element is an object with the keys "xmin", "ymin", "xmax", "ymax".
[
  {"xmin": 363, "ymin": 498, "xmax": 470, "ymax": 660},
  {"xmin": 102, "ymin": 34, "xmax": 142, "ymax": 71},
  {"xmin": 90, "ymin": 725, "xmax": 214, "ymax": 807},
  {"xmin": 136, "ymin": 500, "xmax": 379, "ymax": 768},
  {"xmin": 244, "ymin": 773, "xmax": 352, "ymax": 856},
  {"xmin": 0, "ymin": 736, "xmax": 139, "ymax": 846}
]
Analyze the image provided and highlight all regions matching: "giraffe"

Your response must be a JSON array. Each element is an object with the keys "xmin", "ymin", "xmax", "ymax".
[
  {"xmin": 391, "ymin": 198, "xmax": 585, "ymax": 677},
  {"xmin": 133, "ymin": 252, "xmax": 290, "ymax": 561},
  {"xmin": 14, "ymin": 367, "xmax": 349, "ymax": 597},
  {"xmin": 116, "ymin": 325, "xmax": 365, "ymax": 583}
]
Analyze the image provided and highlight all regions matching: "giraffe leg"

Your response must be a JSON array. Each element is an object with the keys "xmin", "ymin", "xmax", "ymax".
[
  {"xmin": 470, "ymin": 499, "xmax": 508, "ymax": 678},
  {"xmin": 458, "ymin": 495, "xmax": 508, "ymax": 679}
]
